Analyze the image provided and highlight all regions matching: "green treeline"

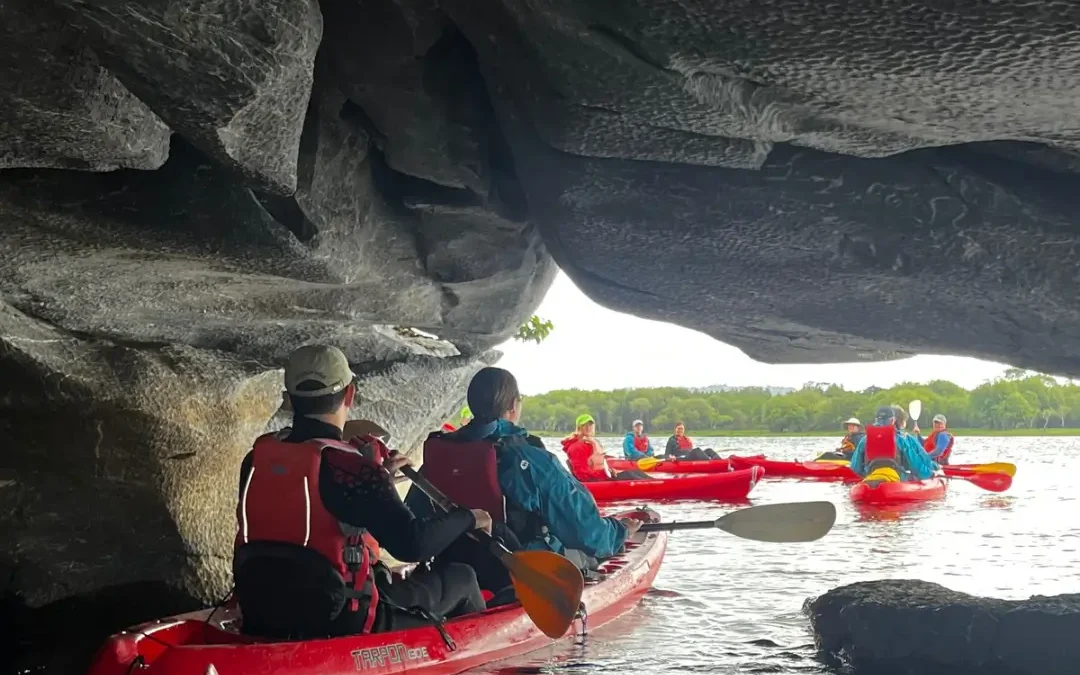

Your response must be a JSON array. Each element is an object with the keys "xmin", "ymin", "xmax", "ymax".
[{"xmin": 518, "ymin": 368, "xmax": 1080, "ymax": 433}]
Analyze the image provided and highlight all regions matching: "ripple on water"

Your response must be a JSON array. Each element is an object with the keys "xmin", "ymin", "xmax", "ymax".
[{"xmin": 469, "ymin": 436, "xmax": 1080, "ymax": 674}]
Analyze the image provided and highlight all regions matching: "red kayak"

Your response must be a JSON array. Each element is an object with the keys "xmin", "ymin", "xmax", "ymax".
[
  {"xmin": 729, "ymin": 455, "xmax": 857, "ymax": 481},
  {"xmin": 849, "ymin": 477, "xmax": 948, "ymax": 504},
  {"xmin": 584, "ymin": 466, "xmax": 763, "ymax": 502},
  {"xmin": 87, "ymin": 508, "xmax": 667, "ymax": 675},
  {"xmin": 607, "ymin": 457, "xmax": 737, "ymax": 473}
]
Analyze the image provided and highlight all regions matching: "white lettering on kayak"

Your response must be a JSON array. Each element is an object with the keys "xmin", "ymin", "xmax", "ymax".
[{"xmin": 351, "ymin": 644, "xmax": 430, "ymax": 670}]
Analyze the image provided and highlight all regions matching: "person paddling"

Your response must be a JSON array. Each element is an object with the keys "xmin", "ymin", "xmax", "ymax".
[
  {"xmin": 818, "ymin": 418, "xmax": 865, "ymax": 460},
  {"xmin": 623, "ymin": 420, "xmax": 655, "ymax": 460},
  {"xmin": 849, "ymin": 405, "xmax": 937, "ymax": 483},
  {"xmin": 664, "ymin": 422, "xmax": 720, "ymax": 460},
  {"xmin": 232, "ymin": 345, "xmax": 493, "ymax": 639},
  {"xmin": 913, "ymin": 413, "xmax": 955, "ymax": 465},
  {"xmin": 563, "ymin": 414, "xmax": 652, "ymax": 481},
  {"xmin": 406, "ymin": 369, "xmax": 643, "ymax": 583}
]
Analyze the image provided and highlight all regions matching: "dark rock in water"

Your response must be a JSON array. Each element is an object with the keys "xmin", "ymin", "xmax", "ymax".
[{"xmin": 807, "ymin": 579, "xmax": 1080, "ymax": 675}]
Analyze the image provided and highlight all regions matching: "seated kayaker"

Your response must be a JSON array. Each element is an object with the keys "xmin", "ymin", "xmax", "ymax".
[
  {"xmin": 849, "ymin": 405, "xmax": 938, "ymax": 482},
  {"xmin": 623, "ymin": 420, "xmax": 655, "ymax": 460},
  {"xmin": 913, "ymin": 413, "xmax": 955, "ymax": 465},
  {"xmin": 564, "ymin": 414, "xmax": 651, "ymax": 480},
  {"xmin": 833, "ymin": 417, "xmax": 865, "ymax": 460},
  {"xmin": 406, "ymin": 369, "xmax": 643, "ymax": 580},
  {"xmin": 664, "ymin": 422, "xmax": 720, "ymax": 460},
  {"xmin": 233, "ymin": 345, "xmax": 493, "ymax": 640}
]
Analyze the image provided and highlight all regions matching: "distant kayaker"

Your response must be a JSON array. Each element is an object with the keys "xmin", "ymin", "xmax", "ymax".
[
  {"xmin": 233, "ymin": 345, "xmax": 492, "ymax": 639},
  {"xmin": 565, "ymin": 414, "xmax": 652, "ymax": 480},
  {"xmin": 623, "ymin": 419, "xmax": 655, "ymax": 460},
  {"xmin": 664, "ymin": 422, "xmax": 721, "ymax": 460},
  {"xmin": 406, "ymin": 369, "xmax": 644, "ymax": 585},
  {"xmin": 849, "ymin": 405, "xmax": 938, "ymax": 482},
  {"xmin": 818, "ymin": 418, "xmax": 865, "ymax": 460},
  {"xmin": 441, "ymin": 405, "xmax": 473, "ymax": 433},
  {"xmin": 913, "ymin": 413, "xmax": 955, "ymax": 465}
]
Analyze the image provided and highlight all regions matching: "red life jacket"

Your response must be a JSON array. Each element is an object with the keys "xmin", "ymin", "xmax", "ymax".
[
  {"xmin": 675, "ymin": 435, "xmax": 693, "ymax": 450},
  {"xmin": 420, "ymin": 433, "xmax": 506, "ymax": 523},
  {"xmin": 441, "ymin": 422, "xmax": 457, "ymax": 433},
  {"xmin": 633, "ymin": 434, "xmax": 650, "ymax": 452},
  {"xmin": 236, "ymin": 432, "xmax": 383, "ymax": 632},
  {"xmin": 923, "ymin": 429, "xmax": 954, "ymax": 462},
  {"xmin": 862, "ymin": 424, "xmax": 899, "ymax": 466}
]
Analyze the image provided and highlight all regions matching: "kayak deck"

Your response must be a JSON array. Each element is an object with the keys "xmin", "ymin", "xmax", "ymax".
[
  {"xmin": 849, "ymin": 477, "xmax": 948, "ymax": 504},
  {"xmin": 584, "ymin": 467, "xmax": 763, "ymax": 502},
  {"xmin": 607, "ymin": 457, "xmax": 737, "ymax": 473},
  {"xmin": 86, "ymin": 508, "xmax": 667, "ymax": 675},
  {"xmin": 729, "ymin": 455, "xmax": 857, "ymax": 481}
]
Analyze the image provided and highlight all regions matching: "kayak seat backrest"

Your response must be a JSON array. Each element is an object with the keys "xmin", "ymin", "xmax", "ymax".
[{"xmin": 422, "ymin": 436, "xmax": 506, "ymax": 523}]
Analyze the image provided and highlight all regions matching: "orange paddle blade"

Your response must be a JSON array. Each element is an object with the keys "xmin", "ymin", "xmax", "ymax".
[{"xmin": 500, "ymin": 550, "xmax": 585, "ymax": 639}]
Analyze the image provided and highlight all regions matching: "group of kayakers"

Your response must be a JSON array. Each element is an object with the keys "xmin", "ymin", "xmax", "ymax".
[
  {"xmin": 233, "ymin": 344, "xmax": 649, "ymax": 641},
  {"xmin": 831, "ymin": 405, "xmax": 956, "ymax": 483}
]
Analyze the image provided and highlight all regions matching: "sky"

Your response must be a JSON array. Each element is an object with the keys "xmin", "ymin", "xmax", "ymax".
[{"xmin": 495, "ymin": 272, "xmax": 1010, "ymax": 395}]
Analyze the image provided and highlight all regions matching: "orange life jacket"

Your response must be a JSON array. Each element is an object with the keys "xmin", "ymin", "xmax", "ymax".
[
  {"xmin": 923, "ymin": 429, "xmax": 955, "ymax": 462},
  {"xmin": 236, "ymin": 432, "xmax": 383, "ymax": 632}
]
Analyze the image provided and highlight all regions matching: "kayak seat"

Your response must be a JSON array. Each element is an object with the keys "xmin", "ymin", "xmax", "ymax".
[{"xmin": 422, "ymin": 437, "xmax": 506, "ymax": 523}]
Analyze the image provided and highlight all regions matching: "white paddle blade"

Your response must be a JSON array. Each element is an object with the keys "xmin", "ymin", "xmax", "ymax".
[
  {"xmin": 909, "ymin": 399, "xmax": 922, "ymax": 423},
  {"xmin": 715, "ymin": 501, "xmax": 837, "ymax": 543}
]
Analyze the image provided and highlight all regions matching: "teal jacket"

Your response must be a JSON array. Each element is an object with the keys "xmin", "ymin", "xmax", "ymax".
[
  {"xmin": 405, "ymin": 419, "xmax": 628, "ymax": 559},
  {"xmin": 623, "ymin": 432, "xmax": 654, "ymax": 460},
  {"xmin": 850, "ymin": 429, "xmax": 938, "ymax": 481}
]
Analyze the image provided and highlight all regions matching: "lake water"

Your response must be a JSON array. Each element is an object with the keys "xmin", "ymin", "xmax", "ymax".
[{"xmin": 472, "ymin": 435, "xmax": 1080, "ymax": 674}]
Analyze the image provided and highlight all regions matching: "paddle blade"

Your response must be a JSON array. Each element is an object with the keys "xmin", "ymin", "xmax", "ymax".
[
  {"xmin": 637, "ymin": 456, "xmax": 662, "ymax": 471},
  {"xmin": 958, "ymin": 471, "xmax": 1013, "ymax": 493},
  {"xmin": 501, "ymin": 550, "xmax": 585, "ymax": 639},
  {"xmin": 968, "ymin": 462, "xmax": 1017, "ymax": 477},
  {"xmin": 909, "ymin": 399, "xmax": 922, "ymax": 423},
  {"xmin": 715, "ymin": 501, "xmax": 837, "ymax": 543}
]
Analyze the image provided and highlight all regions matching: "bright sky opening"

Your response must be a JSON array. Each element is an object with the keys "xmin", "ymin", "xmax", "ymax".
[{"xmin": 496, "ymin": 272, "xmax": 1009, "ymax": 395}]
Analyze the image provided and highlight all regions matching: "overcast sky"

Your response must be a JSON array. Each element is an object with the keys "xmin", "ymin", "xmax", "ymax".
[{"xmin": 495, "ymin": 272, "xmax": 1010, "ymax": 395}]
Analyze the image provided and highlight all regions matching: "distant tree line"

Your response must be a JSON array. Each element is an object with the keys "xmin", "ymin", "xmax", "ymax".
[{"xmin": 518, "ymin": 368, "xmax": 1080, "ymax": 433}]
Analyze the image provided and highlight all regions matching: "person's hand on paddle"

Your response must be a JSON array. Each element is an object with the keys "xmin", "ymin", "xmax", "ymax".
[
  {"xmin": 470, "ymin": 508, "xmax": 493, "ymax": 535},
  {"xmin": 620, "ymin": 516, "xmax": 643, "ymax": 536},
  {"xmin": 383, "ymin": 450, "xmax": 413, "ymax": 474},
  {"xmin": 912, "ymin": 423, "xmax": 921, "ymax": 435}
]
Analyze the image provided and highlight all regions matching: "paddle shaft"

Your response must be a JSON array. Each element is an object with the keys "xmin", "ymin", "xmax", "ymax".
[
  {"xmin": 638, "ymin": 520, "xmax": 718, "ymax": 532},
  {"xmin": 400, "ymin": 466, "xmax": 506, "ymax": 556}
]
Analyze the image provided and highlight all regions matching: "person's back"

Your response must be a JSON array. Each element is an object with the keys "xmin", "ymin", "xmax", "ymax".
[
  {"xmin": 234, "ymin": 345, "xmax": 491, "ymax": 639},
  {"xmin": 406, "ymin": 368, "xmax": 642, "ymax": 578},
  {"xmin": 850, "ymin": 406, "xmax": 937, "ymax": 482}
]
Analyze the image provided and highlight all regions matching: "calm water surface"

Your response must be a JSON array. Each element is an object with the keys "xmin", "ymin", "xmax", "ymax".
[{"xmin": 473, "ymin": 436, "xmax": 1080, "ymax": 674}]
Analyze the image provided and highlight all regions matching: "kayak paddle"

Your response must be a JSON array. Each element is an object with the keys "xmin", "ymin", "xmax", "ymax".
[
  {"xmin": 951, "ymin": 462, "xmax": 1017, "ymax": 477},
  {"xmin": 946, "ymin": 470, "xmax": 1012, "ymax": 492},
  {"xmin": 909, "ymin": 399, "xmax": 922, "ymax": 427},
  {"xmin": 637, "ymin": 501, "xmax": 837, "ymax": 543},
  {"xmin": 637, "ymin": 456, "xmax": 663, "ymax": 471},
  {"xmin": 400, "ymin": 466, "xmax": 585, "ymax": 639}
]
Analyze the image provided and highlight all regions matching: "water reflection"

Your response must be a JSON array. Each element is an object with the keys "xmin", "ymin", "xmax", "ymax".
[{"xmin": 467, "ymin": 435, "xmax": 1080, "ymax": 674}]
